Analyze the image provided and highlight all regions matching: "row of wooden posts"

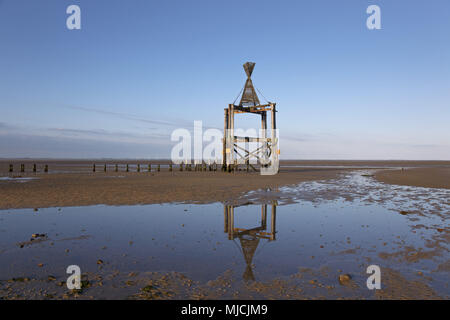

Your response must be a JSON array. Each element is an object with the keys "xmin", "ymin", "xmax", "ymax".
[
  {"xmin": 8, "ymin": 164, "xmax": 48, "ymax": 173},
  {"xmin": 7, "ymin": 162, "xmax": 252, "ymax": 174},
  {"xmin": 92, "ymin": 162, "xmax": 252, "ymax": 173}
]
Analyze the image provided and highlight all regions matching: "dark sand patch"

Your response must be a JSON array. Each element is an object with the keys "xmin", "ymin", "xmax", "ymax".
[{"xmin": 375, "ymin": 167, "xmax": 450, "ymax": 190}]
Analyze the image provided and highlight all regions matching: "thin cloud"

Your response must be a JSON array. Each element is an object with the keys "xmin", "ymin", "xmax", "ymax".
[{"xmin": 63, "ymin": 105, "xmax": 222, "ymax": 131}]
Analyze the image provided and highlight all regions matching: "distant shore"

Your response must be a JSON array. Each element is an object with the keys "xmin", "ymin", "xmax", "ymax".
[{"xmin": 0, "ymin": 160, "xmax": 449, "ymax": 210}]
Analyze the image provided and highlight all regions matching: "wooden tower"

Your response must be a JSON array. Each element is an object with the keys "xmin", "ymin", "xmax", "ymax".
[{"xmin": 222, "ymin": 62, "xmax": 279, "ymax": 175}]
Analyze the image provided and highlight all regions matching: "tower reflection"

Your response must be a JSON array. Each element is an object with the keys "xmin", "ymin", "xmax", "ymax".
[{"xmin": 224, "ymin": 202, "xmax": 277, "ymax": 281}]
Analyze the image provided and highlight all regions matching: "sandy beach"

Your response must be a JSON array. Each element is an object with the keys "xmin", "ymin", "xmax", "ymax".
[
  {"xmin": 1, "ymin": 160, "xmax": 449, "ymax": 210},
  {"xmin": 375, "ymin": 167, "xmax": 450, "ymax": 190},
  {"xmin": 1, "ymin": 160, "xmax": 449, "ymax": 300}
]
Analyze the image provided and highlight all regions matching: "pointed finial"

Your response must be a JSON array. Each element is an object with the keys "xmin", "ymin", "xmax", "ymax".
[{"xmin": 243, "ymin": 62, "xmax": 256, "ymax": 78}]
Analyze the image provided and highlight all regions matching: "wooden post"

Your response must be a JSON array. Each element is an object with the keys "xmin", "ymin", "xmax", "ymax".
[
  {"xmin": 93, "ymin": 164, "xmax": 96, "ymax": 172},
  {"xmin": 44, "ymin": 165, "xmax": 48, "ymax": 173},
  {"xmin": 224, "ymin": 205, "xmax": 228, "ymax": 233},
  {"xmin": 169, "ymin": 164, "xmax": 172, "ymax": 172},
  {"xmin": 115, "ymin": 164, "xmax": 118, "ymax": 172},
  {"xmin": 271, "ymin": 104, "xmax": 276, "ymax": 131},
  {"xmin": 21, "ymin": 164, "xmax": 25, "ymax": 173},
  {"xmin": 104, "ymin": 164, "xmax": 107, "ymax": 172},
  {"xmin": 271, "ymin": 202, "xmax": 277, "ymax": 241},
  {"xmin": 223, "ymin": 108, "xmax": 228, "ymax": 170},
  {"xmin": 9, "ymin": 164, "xmax": 13, "ymax": 173},
  {"xmin": 228, "ymin": 206, "xmax": 234, "ymax": 240},
  {"xmin": 180, "ymin": 163, "xmax": 183, "ymax": 171},
  {"xmin": 230, "ymin": 104, "xmax": 235, "ymax": 166},
  {"xmin": 261, "ymin": 111, "xmax": 267, "ymax": 132},
  {"xmin": 33, "ymin": 164, "xmax": 37, "ymax": 173},
  {"xmin": 148, "ymin": 164, "xmax": 151, "ymax": 172},
  {"xmin": 137, "ymin": 164, "xmax": 140, "ymax": 172},
  {"xmin": 261, "ymin": 204, "xmax": 267, "ymax": 229},
  {"xmin": 271, "ymin": 103, "xmax": 278, "ymax": 174},
  {"xmin": 157, "ymin": 164, "xmax": 160, "ymax": 172},
  {"xmin": 126, "ymin": 164, "xmax": 129, "ymax": 172}
]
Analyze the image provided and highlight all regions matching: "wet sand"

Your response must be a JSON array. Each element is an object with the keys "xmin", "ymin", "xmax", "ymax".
[
  {"xmin": 0, "ymin": 168, "xmax": 347, "ymax": 210},
  {"xmin": 0, "ymin": 164, "xmax": 448, "ymax": 300},
  {"xmin": 1, "ymin": 160, "xmax": 449, "ymax": 209},
  {"xmin": 1, "ymin": 171, "xmax": 448, "ymax": 300},
  {"xmin": 375, "ymin": 167, "xmax": 450, "ymax": 189}
]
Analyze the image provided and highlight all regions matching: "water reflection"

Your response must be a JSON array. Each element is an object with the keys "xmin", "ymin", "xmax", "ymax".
[{"xmin": 224, "ymin": 202, "xmax": 277, "ymax": 281}]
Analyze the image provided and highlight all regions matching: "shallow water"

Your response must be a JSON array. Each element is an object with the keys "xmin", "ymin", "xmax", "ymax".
[
  {"xmin": 0, "ymin": 177, "xmax": 38, "ymax": 182},
  {"xmin": 0, "ymin": 171, "xmax": 448, "ymax": 299}
]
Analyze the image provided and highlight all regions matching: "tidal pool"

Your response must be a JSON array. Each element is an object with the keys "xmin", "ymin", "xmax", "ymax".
[{"xmin": 0, "ymin": 171, "xmax": 448, "ymax": 299}]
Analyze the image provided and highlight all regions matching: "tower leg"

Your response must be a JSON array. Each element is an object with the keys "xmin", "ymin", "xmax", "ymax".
[
  {"xmin": 223, "ymin": 108, "xmax": 228, "ymax": 169},
  {"xmin": 271, "ymin": 202, "xmax": 277, "ymax": 241}
]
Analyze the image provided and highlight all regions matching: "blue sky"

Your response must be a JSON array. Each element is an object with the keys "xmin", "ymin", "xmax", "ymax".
[{"xmin": 0, "ymin": 0, "xmax": 449, "ymax": 159}]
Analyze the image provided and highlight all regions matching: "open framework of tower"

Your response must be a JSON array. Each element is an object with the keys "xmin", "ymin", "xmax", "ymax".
[{"xmin": 222, "ymin": 62, "xmax": 279, "ymax": 175}]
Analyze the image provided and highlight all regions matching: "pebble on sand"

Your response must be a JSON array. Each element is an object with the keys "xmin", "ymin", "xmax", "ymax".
[
  {"xmin": 338, "ymin": 274, "xmax": 352, "ymax": 285},
  {"xmin": 31, "ymin": 233, "xmax": 46, "ymax": 238}
]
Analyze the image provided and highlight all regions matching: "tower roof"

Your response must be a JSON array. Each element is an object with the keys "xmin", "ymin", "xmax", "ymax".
[{"xmin": 239, "ymin": 62, "xmax": 260, "ymax": 107}]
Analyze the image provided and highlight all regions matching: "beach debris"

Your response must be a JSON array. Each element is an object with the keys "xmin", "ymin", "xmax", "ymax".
[
  {"xmin": 9, "ymin": 277, "xmax": 30, "ymax": 283},
  {"xmin": 126, "ymin": 280, "xmax": 136, "ymax": 286},
  {"xmin": 47, "ymin": 275, "xmax": 56, "ymax": 281},
  {"xmin": 338, "ymin": 274, "xmax": 352, "ymax": 285},
  {"xmin": 81, "ymin": 279, "xmax": 90, "ymax": 288},
  {"xmin": 31, "ymin": 233, "xmax": 46, "ymax": 239}
]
